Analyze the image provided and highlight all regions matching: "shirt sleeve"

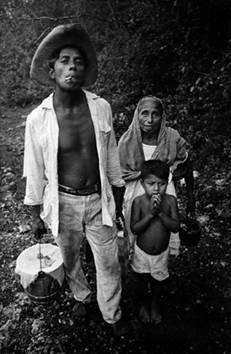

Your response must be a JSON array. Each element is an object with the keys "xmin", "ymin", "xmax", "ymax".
[
  {"xmin": 23, "ymin": 112, "xmax": 47, "ymax": 205},
  {"xmin": 106, "ymin": 103, "xmax": 125, "ymax": 187}
]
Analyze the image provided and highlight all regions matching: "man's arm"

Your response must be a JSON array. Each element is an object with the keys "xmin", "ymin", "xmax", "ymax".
[
  {"xmin": 104, "ymin": 102, "xmax": 125, "ymax": 218},
  {"xmin": 112, "ymin": 185, "xmax": 125, "ymax": 219},
  {"xmin": 130, "ymin": 198, "xmax": 153, "ymax": 235},
  {"xmin": 158, "ymin": 196, "xmax": 180, "ymax": 233},
  {"xmin": 23, "ymin": 112, "xmax": 47, "ymax": 238},
  {"xmin": 105, "ymin": 102, "xmax": 125, "ymax": 188},
  {"xmin": 23, "ymin": 113, "xmax": 47, "ymax": 204}
]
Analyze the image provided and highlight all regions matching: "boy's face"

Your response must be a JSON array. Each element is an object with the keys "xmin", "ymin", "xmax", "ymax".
[
  {"xmin": 141, "ymin": 174, "xmax": 168, "ymax": 198},
  {"xmin": 49, "ymin": 47, "xmax": 85, "ymax": 91},
  {"xmin": 138, "ymin": 101, "xmax": 162, "ymax": 135}
]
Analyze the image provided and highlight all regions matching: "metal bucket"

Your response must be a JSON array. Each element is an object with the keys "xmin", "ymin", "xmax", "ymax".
[
  {"xmin": 25, "ymin": 270, "xmax": 61, "ymax": 304},
  {"xmin": 15, "ymin": 243, "xmax": 64, "ymax": 305}
]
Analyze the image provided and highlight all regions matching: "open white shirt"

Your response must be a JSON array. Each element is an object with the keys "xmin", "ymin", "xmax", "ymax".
[{"xmin": 23, "ymin": 90, "xmax": 124, "ymax": 237}]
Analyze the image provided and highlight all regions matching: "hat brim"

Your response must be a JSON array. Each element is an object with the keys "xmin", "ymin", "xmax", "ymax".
[{"xmin": 30, "ymin": 24, "xmax": 98, "ymax": 87}]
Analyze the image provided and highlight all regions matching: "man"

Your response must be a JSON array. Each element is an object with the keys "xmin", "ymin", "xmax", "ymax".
[{"xmin": 23, "ymin": 23, "xmax": 126, "ymax": 336}]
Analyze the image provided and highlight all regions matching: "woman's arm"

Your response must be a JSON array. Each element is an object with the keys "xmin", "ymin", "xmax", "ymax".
[
  {"xmin": 174, "ymin": 130, "xmax": 196, "ymax": 216},
  {"xmin": 184, "ymin": 156, "xmax": 196, "ymax": 216}
]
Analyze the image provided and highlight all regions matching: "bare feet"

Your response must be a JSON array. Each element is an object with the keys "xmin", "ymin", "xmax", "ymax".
[
  {"xmin": 139, "ymin": 303, "xmax": 150, "ymax": 323},
  {"xmin": 150, "ymin": 299, "xmax": 162, "ymax": 324}
]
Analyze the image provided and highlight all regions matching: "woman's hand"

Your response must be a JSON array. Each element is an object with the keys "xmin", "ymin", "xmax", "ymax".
[{"xmin": 186, "ymin": 194, "xmax": 196, "ymax": 217}]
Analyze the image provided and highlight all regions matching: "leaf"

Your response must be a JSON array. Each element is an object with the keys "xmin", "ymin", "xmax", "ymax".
[
  {"xmin": 197, "ymin": 215, "xmax": 210, "ymax": 225},
  {"xmin": 18, "ymin": 224, "xmax": 31, "ymax": 234},
  {"xmin": 31, "ymin": 319, "xmax": 45, "ymax": 335}
]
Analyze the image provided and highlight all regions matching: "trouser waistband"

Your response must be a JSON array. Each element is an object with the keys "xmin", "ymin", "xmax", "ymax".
[{"xmin": 58, "ymin": 183, "xmax": 101, "ymax": 196}]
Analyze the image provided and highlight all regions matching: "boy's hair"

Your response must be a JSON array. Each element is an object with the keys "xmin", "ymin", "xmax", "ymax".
[{"xmin": 140, "ymin": 160, "xmax": 169, "ymax": 181}]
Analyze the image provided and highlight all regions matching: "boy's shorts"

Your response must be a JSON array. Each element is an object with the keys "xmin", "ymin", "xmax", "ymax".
[{"xmin": 131, "ymin": 242, "xmax": 169, "ymax": 281}]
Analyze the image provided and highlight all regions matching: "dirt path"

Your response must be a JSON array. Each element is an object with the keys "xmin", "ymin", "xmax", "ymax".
[{"xmin": 0, "ymin": 107, "xmax": 230, "ymax": 353}]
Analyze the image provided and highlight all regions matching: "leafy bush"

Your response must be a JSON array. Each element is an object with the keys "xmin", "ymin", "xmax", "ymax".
[{"xmin": 1, "ymin": 0, "xmax": 231, "ymax": 157}]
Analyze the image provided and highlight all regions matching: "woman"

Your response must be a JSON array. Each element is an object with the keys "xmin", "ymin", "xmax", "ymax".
[{"xmin": 118, "ymin": 96, "xmax": 195, "ymax": 255}]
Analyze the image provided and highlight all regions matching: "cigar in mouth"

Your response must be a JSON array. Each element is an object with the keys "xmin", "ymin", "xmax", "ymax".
[{"xmin": 65, "ymin": 76, "xmax": 76, "ymax": 82}]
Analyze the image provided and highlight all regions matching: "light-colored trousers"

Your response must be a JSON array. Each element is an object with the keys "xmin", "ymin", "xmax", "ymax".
[{"xmin": 56, "ymin": 191, "xmax": 122, "ymax": 324}]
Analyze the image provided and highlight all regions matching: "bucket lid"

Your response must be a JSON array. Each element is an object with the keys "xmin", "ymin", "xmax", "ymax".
[{"xmin": 15, "ymin": 243, "xmax": 63, "ymax": 275}]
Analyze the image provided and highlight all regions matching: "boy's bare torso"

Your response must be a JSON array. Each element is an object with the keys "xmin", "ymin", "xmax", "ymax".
[
  {"xmin": 56, "ymin": 95, "xmax": 100, "ymax": 189},
  {"xmin": 135, "ymin": 194, "xmax": 174, "ymax": 255}
]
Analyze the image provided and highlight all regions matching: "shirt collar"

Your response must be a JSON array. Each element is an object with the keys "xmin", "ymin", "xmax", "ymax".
[{"xmin": 40, "ymin": 90, "xmax": 99, "ymax": 110}]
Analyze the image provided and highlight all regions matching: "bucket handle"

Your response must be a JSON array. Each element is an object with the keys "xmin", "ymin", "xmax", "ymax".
[{"xmin": 37, "ymin": 240, "xmax": 43, "ymax": 272}]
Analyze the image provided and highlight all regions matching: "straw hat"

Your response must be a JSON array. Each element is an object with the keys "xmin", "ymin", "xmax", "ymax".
[{"xmin": 30, "ymin": 23, "xmax": 98, "ymax": 87}]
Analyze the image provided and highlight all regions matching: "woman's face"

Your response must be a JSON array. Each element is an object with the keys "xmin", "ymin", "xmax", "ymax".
[{"xmin": 138, "ymin": 100, "xmax": 162, "ymax": 135}]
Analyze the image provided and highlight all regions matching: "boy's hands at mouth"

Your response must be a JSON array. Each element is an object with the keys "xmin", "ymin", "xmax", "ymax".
[{"xmin": 150, "ymin": 193, "xmax": 161, "ymax": 216}]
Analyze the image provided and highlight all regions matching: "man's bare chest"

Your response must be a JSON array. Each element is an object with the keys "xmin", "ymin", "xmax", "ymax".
[{"xmin": 57, "ymin": 109, "xmax": 96, "ymax": 153}]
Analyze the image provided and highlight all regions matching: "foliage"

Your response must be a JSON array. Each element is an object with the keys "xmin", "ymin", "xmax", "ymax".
[
  {"xmin": 1, "ymin": 3, "xmax": 231, "ymax": 351},
  {"xmin": 0, "ymin": 0, "xmax": 231, "ymax": 150},
  {"xmin": 0, "ymin": 0, "xmax": 82, "ymax": 105}
]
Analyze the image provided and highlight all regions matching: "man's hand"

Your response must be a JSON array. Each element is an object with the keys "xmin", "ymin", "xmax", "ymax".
[
  {"xmin": 32, "ymin": 217, "xmax": 46, "ymax": 240},
  {"xmin": 115, "ymin": 215, "xmax": 125, "ymax": 234},
  {"xmin": 116, "ymin": 209, "xmax": 125, "ymax": 224}
]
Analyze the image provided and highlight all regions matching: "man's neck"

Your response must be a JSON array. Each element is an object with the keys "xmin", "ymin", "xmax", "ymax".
[{"xmin": 53, "ymin": 87, "xmax": 84, "ymax": 109}]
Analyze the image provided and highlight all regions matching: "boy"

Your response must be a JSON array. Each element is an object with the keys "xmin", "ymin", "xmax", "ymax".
[{"xmin": 130, "ymin": 160, "xmax": 180, "ymax": 324}]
